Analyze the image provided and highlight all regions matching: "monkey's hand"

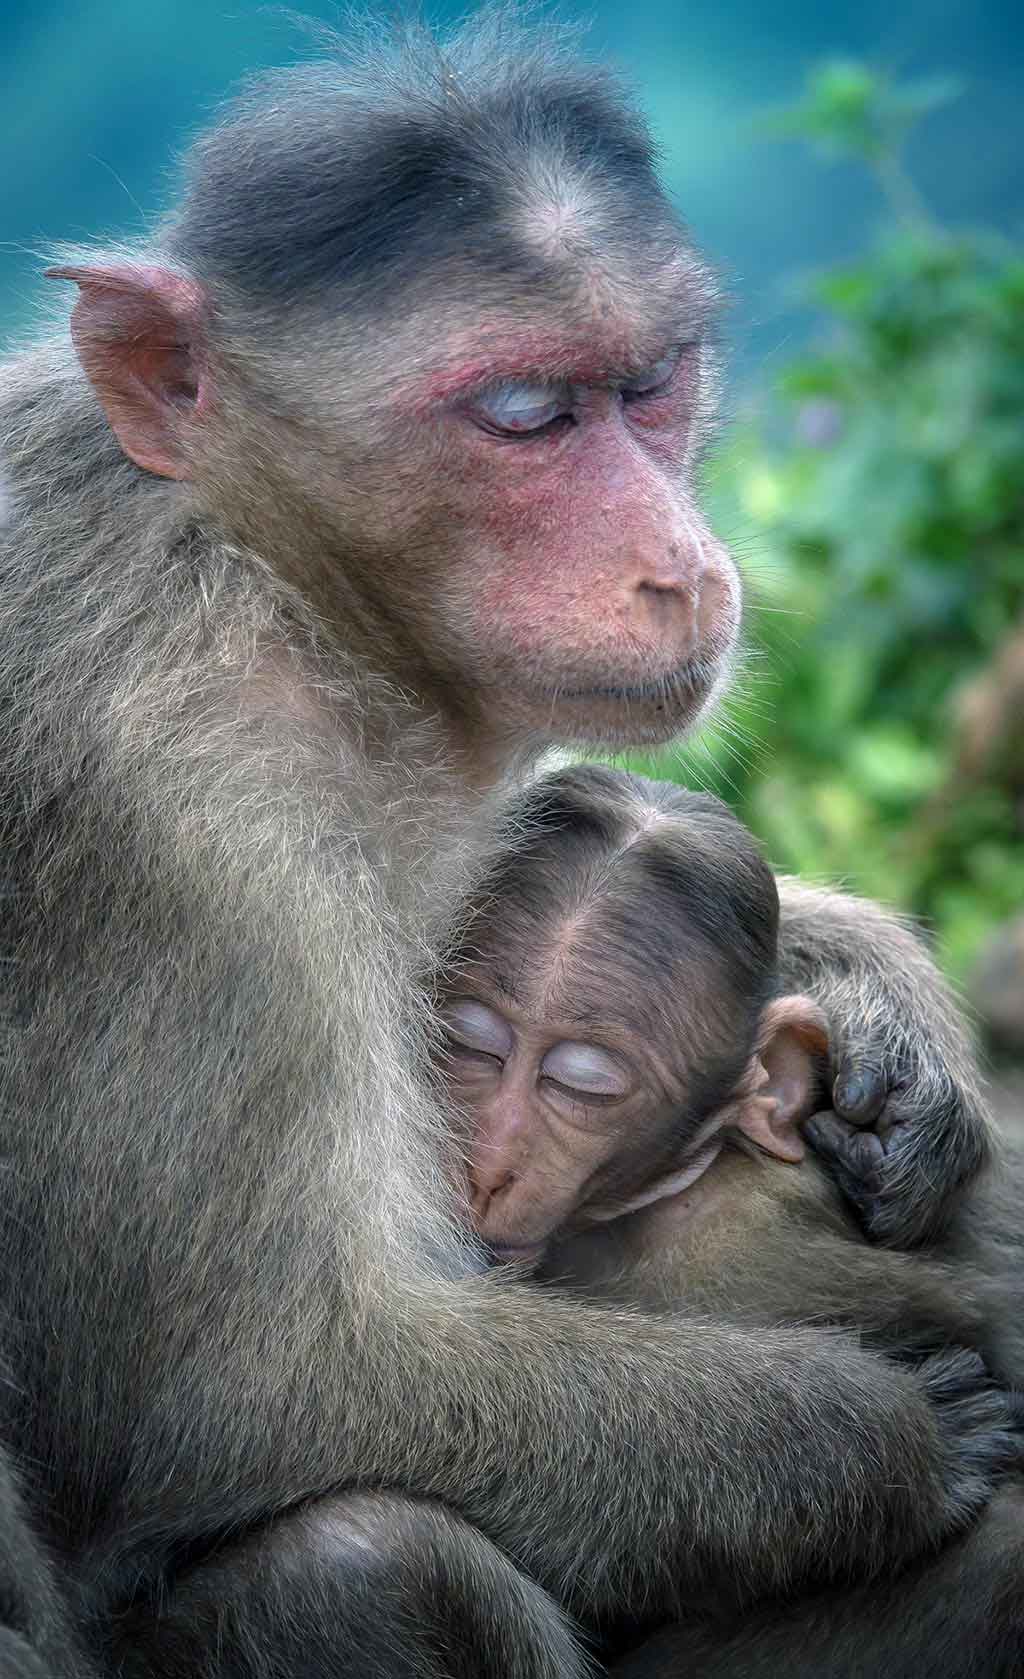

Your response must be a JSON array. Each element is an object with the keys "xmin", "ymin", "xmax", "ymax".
[
  {"xmin": 919, "ymin": 1350, "xmax": 1024, "ymax": 1527},
  {"xmin": 775, "ymin": 878, "xmax": 991, "ymax": 1247}
]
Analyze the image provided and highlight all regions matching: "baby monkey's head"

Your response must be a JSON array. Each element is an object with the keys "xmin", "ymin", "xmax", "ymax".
[{"xmin": 437, "ymin": 766, "xmax": 828, "ymax": 1257}]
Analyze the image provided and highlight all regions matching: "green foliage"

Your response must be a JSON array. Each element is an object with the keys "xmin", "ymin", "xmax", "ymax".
[
  {"xmin": 634, "ymin": 67, "xmax": 1024, "ymax": 981},
  {"xmin": 764, "ymin": 60, "xmax": 961, "ymax": 167}
]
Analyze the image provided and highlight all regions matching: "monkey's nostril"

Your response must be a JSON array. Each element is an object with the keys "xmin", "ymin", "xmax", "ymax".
[
  {"xmin": 470, "ymin": 1170, "xmax": 515, "ymax": 1222},
  {"xmin": 490, "ymin": 1173, "xmax": 516, "ymax": 1209},
  {"xmin": 637, "ymin": 579, "xmax": 682, "ymax": 597}
]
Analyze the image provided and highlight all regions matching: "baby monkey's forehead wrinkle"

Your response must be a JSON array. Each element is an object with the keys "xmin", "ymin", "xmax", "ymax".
[
  {"xmin": 489, "ymin": 969, "xmax": 522, "ymax": 1008},
  {"xmin": 539, "ymin": 1001, "xmax": 610, "ymax": 1031}
]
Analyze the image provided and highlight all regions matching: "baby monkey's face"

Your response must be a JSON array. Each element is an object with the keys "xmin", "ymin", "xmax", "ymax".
[
  {"xmin": 439, "ymin": 985, "xmax": 703, "ymax": 1258},
  {"xmin": 437, "ymin": 970, "xmax": 828, "ymax": 1259}
]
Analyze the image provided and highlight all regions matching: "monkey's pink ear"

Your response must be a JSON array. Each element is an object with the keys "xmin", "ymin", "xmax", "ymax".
[
  {"xmin": 45, "ymin": 264, "xmax": 210, "ymax": 480},
  {"xmin": 734, "ymin": 996, "xmax": 830, "ymax": 1165}
]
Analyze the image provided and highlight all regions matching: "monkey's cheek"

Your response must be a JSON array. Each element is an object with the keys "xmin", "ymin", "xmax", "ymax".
[{"xmin": 700, "ymin": 554, "xmax": 742, "ymax": 646}]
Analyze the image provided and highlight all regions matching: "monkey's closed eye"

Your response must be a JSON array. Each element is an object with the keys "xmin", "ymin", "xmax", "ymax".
[
  {"xmin": 438, "ymin": 998, "xmax": 513, "ymax": 1062},
  {"xmin": 540, "ymin": 1042, "xmax": 630, "ymax": 1100},
  {"xmin": 444, "ymin": 1038, "xmax": 506, "ymax": 1075},
  {"xmin": 539, "ymin": 1076, "xmax": 622, "ymax": 1108},
  {"xmin": 471, "ymin": 380, "xmax": 573, "ymax": 439},
  {"xmin": 621, "ymin": 345, "xmax": 688, "ymax": 403}
]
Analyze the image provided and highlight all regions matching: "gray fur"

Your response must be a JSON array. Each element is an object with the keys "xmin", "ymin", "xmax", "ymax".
[
  {"xmin": 616, "ymin": 1483, "xmax": 1024, "ymax": 1679},
  {"xmin": 589, "ymin": 1143, "xmax": 1024, "ymax": 1676}
]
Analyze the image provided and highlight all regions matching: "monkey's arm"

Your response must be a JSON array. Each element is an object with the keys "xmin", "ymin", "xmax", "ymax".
[
  {"xmin": 545, "ymin": 1148, "xmax": 995, "ymax": 1355},
  {"xmin": 10, "ymin": 879, "xmax": 1017, "ymax": 1628},
  {"xmin": 613, "ymin": 1482, "xmax": 1024, "ymax": 1679},
  {"xmin": 774, "ymin": 878, "xmax": 990, "ymax": 1246},
  {"xmin": 550, "ymin": 1145, "xmax": 1024, "ymax": 1675}
]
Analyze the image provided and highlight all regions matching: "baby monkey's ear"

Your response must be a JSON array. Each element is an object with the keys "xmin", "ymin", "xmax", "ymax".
[{"xmin": 732, "ymin": 996, "xmax": 831, "ymax": 1164}]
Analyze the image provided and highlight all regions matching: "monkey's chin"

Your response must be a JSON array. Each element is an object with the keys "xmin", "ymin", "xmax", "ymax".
[{"xmin": 530, "ymin": 658, "xmax": 725, "ymax": 750}]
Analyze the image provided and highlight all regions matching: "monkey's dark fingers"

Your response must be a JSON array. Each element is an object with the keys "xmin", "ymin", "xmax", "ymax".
[
  {"xmin": 808, "ymin": 1041, "xmax": 987, "ymax": 1247},
  {"xmin": 832, "ymin": 1058, "xmax": 889, "ymax": 1129},
  {"xmin": 918, "ymin": 1350, "xmax": 1024, "ymax": 1528},
  {"xmin": 804, "ymin": 1109, "xmax": 887, "ymax": 1231}
]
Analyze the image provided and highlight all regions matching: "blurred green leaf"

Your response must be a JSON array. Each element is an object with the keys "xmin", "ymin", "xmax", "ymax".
[{"xmin": 763, "ymin": 62, "xmax": 962, "ymax": 166}]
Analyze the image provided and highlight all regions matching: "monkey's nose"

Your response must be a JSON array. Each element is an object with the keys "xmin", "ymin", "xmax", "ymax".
[
  {"xmin": 470, "ymin": 1166, "xmax": 515, "ymax": 1224},
  {"xmin": 635, "ymin": 578, "xmax": 689, "ymax": 610},
  {"xmin": 637, "ymin": 578, "xmax": 684, "ymax": 598},
  {"xmin": 634, "ymin": 533, "xmax": 698, "ymax": 590}
]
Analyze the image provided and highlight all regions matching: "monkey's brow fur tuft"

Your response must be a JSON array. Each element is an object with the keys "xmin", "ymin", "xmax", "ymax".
[{"xmin": 164, "ymin": 7, "xmax": 686, "ymax": 310}]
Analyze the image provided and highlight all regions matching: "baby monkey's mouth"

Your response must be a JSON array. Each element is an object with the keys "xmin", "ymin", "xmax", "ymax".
[{"xmin": 486, "ymin": 1240, "xmax": 547, "ymax": 1266}]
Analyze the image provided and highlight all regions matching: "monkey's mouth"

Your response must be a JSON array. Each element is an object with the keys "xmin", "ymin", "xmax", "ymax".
[
  {"xmin": 502, "ymin": 646, "xmax": 731, "ymax": 746},
  {"xmin": 550, "ymin": 656, "xmax": 713, "ymax": 706},
  {"xmin": 558, "ymin": 677, "xmax": 697, "ymax": 702}
]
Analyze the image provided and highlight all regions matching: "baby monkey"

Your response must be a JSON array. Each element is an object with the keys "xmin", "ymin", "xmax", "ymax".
[
  {"xmin": 438, "ymin": 765, "xmax": 1020, "ymax": 1350},
  {"xmin": 437, "ymin": 763, "xmax": 1024, "ymax": 1679},
  {"xmin": 438, "ymin": 764, "xmax": 829, "ymax": 1265}
]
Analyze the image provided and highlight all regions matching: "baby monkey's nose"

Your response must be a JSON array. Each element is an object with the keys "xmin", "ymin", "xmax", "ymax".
[{"xmin": 469, "ymin": 1163, "xmax": 516, "ymax": 1227}]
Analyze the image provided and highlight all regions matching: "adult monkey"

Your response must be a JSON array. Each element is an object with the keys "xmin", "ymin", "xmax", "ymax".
[{"xmin": 0, "ymin": 12, "xmax": 1011, "ymax": 1677}]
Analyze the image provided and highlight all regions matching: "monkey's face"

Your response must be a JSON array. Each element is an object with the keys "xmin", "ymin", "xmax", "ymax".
[
  {"xmin": 56, "ymin": 242, "xmax": 737, "ymax": 758},
  {"xmin": 268, "ymin": 266, "xmax": 740, "ymax": 755},
  {"xmin": 437, "ymin": 984, "xmax": 717, "ymax": 1258},
  {"xmin": 385, "ymin": 291, "xmax": 740, "ymax": 751}
]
